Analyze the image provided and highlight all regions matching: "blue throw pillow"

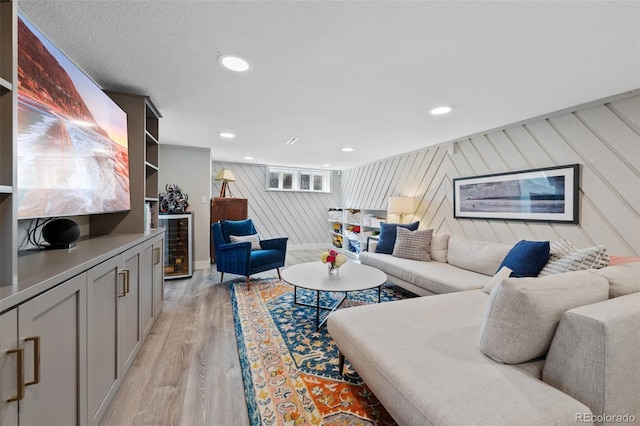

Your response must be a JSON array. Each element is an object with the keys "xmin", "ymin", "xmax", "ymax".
[
  {"xmin": 221, "ymin": 219, "xmax": 256, "ymax": 243},
  {"xmin": 497, "ymin": 240, "xmax": 550, "ymax": 278},
  {"xmin": 375, "ymin": 221, "xmax": 420, "ymax": 254}
]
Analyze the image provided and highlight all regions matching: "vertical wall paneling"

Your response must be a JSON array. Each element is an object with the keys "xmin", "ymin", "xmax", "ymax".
[{"xmin": 341, "ymin": 92, "xmax": 640, "ymax": 256}]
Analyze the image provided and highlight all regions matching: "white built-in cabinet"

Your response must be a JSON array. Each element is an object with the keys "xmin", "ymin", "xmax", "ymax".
[{"xmin": 328, "ymin": 207, "xmax": 387, "ymax": 257}]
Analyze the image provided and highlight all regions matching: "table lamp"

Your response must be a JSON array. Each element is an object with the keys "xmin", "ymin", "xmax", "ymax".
[
  {"xmin": 215, "ymin": 169, "xmax": 236, "ymax": 197},
  {"xmin": 388, "ymin": 196, "xmax": 414, "ymax": 224}
]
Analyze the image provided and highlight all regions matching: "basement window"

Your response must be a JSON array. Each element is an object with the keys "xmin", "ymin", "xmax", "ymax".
[{"xmin": 267, "ymin": 166, "xmax": 330, "ymax": 193}]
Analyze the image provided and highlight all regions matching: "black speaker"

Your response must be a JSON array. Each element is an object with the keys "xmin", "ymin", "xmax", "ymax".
[{"xmin": 42, "ymin": 218, "xmax": 81, "ymax": 249}]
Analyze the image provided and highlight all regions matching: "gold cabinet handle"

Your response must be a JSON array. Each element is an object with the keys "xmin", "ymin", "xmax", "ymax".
[
  {"xmin": 118, "ymin": 271, "xmax": 127, "ymax": 297},
  {"xmin": 6, "ymin": 347, "xmax": 25, "ymax": 402},
  {"xmin": 24, "ymin": 336, "xmax": 41, "ymax": 386},
  {"xmin": 123, "ymin": 269, "xmax": 130, "ymax": 294},
  {"xmin": 153, "ymin": 247, "xmax": 161, "ymax": 265}
]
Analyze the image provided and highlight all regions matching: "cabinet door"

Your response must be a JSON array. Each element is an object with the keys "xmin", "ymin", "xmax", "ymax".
[
  {"xmin": 153, "ymin": 235, "xmax": 164, "ymax": 317},
  {"xmin": 140, "ymin": 239, "xmax": 155, "ymax": 339},
  {"xmin": 18, "ymin": 273, "xmax": 87, "ymax": 426},
  {"xmin": 120, "ymin": 246, "xmax": 141, "ymax": 376},
  {"xmin": 87, "ymin": 256, "xmax": 122, "ymax": 425},
  {"xmin": 0, "ymin": 309, "xmax": 18, "ymax": 426}
]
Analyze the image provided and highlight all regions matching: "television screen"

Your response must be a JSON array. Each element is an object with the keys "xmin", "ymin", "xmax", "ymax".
[{"xmin": 16, "ymin": 13, "xmax": 130, "ymax": 219}]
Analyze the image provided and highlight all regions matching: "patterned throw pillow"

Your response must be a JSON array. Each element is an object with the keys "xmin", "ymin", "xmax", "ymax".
[
  {"xmin": 230, "ymin": 234, "xmax": 261, "ymax": 251},
  {"xmin": 392, "ymin": 227, "xmax": 433, "ymax": 261},
  {"xmin": 538, "ymin": 239, "xmax": 609, "ymax": 276}
]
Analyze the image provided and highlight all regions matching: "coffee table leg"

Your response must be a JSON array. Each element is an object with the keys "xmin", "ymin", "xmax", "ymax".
[
  {"xmin": 316, "ymin": 290, "xmax": 320, "ymax": 330},
  {"xmin": 294, "ymin": 286, "xmax": 298, "ymax": 304},
  {"xmin": 378, "ymin": 285, "xmax": 381, "ymax": 303}
]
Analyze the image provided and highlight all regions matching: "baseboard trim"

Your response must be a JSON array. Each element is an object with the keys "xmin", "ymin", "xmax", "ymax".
[
  {"xmin": 194, "ymin": 260, "xmax": 211, "ymax": 270},
  {"xmin": 287, "ymin": 243, "xmax": 328, "ymax": 251}
]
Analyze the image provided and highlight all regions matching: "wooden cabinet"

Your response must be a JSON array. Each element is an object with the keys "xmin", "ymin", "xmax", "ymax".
[
  {"xmin": 86, "ymin": 245, "xmax": 142, "ymax": 425},
  {"xmin": 0, "ymin": 307, "xmax": 18, "ymax": 426},
  {"xmin": 141, "ymin": 234, "xmax": 164, "ymax": 338},
  {"xmin": 210, "ymin": 197, "xmax": 248, "ymax": 261},
  {"xmin": 152, "ymin": 234, "xmax": 164, "ymax": 317},
  {"xmin": 90, "ymin": 92, "xmax": 162, "ymax": 235},
  {"xmin": 0, "ymin": 273, "xmax": 87, "ymax": 426}
]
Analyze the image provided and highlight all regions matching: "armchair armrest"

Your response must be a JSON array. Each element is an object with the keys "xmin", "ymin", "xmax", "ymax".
[
  {"xmin": 216, "ymin": 241, "xmax": 253, "ymax": 275},
  {"xmin": 259, "ymin": 237, "xmax": 288, "ymax": 252}
]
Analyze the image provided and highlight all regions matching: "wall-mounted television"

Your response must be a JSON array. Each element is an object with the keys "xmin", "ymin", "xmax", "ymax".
[{"xmin": 16, "ymin": 13, "xmax": 131, "ymax": 219}]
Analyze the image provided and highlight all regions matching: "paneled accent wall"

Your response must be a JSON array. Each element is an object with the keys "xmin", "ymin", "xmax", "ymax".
[
  {"xmin": 342, "ymin": 92, "xmax": 640, "ymax": 256},
  {"xmin": 211, "ymin": 162, "xmax": 341, "ymax": 248}
]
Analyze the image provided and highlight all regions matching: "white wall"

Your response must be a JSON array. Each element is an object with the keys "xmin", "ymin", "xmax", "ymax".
[
  {"xmin": 341, "ymin": 92, "xmax": 640, "ymax": 256},
  {"xmin": 211, "ymin": 162, "xmax": 341, "ymax": 249},
  {"xmin": 159, "ymin": 145, "xmax": 212, "ymax": 269}
]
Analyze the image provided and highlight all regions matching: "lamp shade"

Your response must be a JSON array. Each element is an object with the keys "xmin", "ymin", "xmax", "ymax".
[
  {"xmin": 388, "ymin": 196, "xmax": 414, "ymax": 213},
  {"xmin": 215, "ymin": 169, "xmax": 236, "ymax": 182}
]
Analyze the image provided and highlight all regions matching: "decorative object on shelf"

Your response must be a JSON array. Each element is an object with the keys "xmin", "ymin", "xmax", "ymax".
[
  {"xmin": 453, "ymin": 164, "xmax": 579, "ymax": 223},
  {"xmin": 321, "ymin": 249, "xmax": 347, "ymax": 274},
  {"xmin": 388, "ymin": 196, "xmax": 414, "ymax": 224},
  {"xmin": 215, "ymin": 168, "xmax": 237, "ymax": 197},
  {"xmin": 159, "ymin": 184, "xmax": 189, "ymax": 214}
]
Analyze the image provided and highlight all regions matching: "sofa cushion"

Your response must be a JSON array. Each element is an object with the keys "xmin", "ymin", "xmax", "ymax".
[
  {"xmin": 539, "ymin": 239, "xmax": 609, "ymax": 276},
  {"xmin": 375, "ymin": 221, "xmax": 419, "ymax": 254},
  {"xmin": 327, "ymin": 291, "xmax": 593, "ymax": 426},
  {"xmin": 360, "ymin": 252, "xmax": 491, "ymax": 294},
  {"xmin": 589, "ymin": 261, "xmax": 640, "ymax": 298},
  {"xmin": 479, "ymin": 271, "xmax": 609, "ymax": 364},
  {"xmin": 229, "ymin": 233, "xmax": 261, "ymax": 250},
  {"xmin": 392, "ymin": 227, "xmax": 432, "ymax": 261},
  {"xmin": 497, "ymin": 240, "xmax": 550, "ymax": 277},
  {"xmin": 446, "ymin": 236, "xmax": 512, "ymax": 276},
  {"xmin": 482, "ymin": 266, "xmax": 513, "ymax": 294},
  {"xmin": 430, "ymin": 233, "xmax": 449, "ymax": 262},
  {"xmin": 543, "ymin": 293, "xmax": 640, "ymax": 421}
]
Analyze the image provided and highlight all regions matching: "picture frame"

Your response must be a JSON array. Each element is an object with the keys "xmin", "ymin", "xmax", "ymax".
[{"xmin": 453, "ymin": 164, "xmax": 579, "ymax": 223}]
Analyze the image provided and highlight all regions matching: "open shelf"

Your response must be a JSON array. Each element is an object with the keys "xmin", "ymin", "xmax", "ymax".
[{"xmin": 0, "ymin": 185, "xmax": 12, "ymax": 194}]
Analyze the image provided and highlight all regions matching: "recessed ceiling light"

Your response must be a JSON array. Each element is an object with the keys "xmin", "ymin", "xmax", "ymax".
[
  {"xmin": 243, "ymin": 156, "xmax": 254, "ymax": 160},
  {"xmin": 341, "ymin": 147, "xmax": 354, "ymax": 152},
  {"xmin": 219, "ymin": 132, "xmax": 235, "ymax": 138},
  {"xmin": 286, "ymin": 137, "xmax": 299, "ymax": 145},
  {"xmin": 322, "ymin": 164, "xmax": 331, "ymax": 167},
  {"xmin": 430, "ymin": 105, "xmax": 454, "ymax": 115},
  {"xmin": 219, "ymin": 55, "xmax": 250, "ymax": 72}
]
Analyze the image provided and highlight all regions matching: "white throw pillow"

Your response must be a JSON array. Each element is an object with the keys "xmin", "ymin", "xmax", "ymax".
[
  {"xmin": 430, "ymin": 233, "xmax": 450, "ymax": 263},
  {"xmin": 538, "ymin": 239, "xmax": 609, "ymax": 276},
  {"xmin": 392, "ymin": 227, "xmax": 433, "ymax": 261},
  {"xmin": 482, "ymin": 266, "xmax": 513, "ymax": 294},
  {"xmin": 229, "ymin": 234, "xmax": 261, "ymax": 250},
  {"xmin": 479, "ymin": 271, "xmax": 609, "ymax": 364}
]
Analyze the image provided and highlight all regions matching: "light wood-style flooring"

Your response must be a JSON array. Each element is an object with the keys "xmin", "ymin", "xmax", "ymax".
[{"xmin": 100, "ymin": 249, "xmax": 324, "ymax": 426}]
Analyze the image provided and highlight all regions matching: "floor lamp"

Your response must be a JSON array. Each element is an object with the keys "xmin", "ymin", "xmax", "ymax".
[
  {"xmin": 388, "ymin": 196, "xmax": 414, "ymax": 224},
  {"xmin": 215, "ymin": 169, "xmax": 236, "ymax": 197}
]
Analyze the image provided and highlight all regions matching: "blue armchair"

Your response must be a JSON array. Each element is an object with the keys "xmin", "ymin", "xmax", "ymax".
[{"xmin": 212, "ymin": 219, "xmax": 288, "ymax": 289}]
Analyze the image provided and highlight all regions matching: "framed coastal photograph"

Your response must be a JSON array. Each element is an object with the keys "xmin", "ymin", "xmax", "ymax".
[{"xmin": 453, "ymin": 164, "xmax": 579, "ymax": 223}]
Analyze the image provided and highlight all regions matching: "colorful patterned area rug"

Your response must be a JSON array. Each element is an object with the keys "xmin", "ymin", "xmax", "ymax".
[{"xmin": 231, "ymin": 278, "xmax": 416, "ymax": 426}]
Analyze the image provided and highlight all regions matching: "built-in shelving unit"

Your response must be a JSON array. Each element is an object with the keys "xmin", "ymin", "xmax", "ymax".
[
  {"xmin": 328, "ymin": 207, "xmax": 387, "ymax": 258},
  {"xmin": 0, "ymin": 0, "xmax": 17, "ymax": 286},
  {"xmin": 90, "ymin": 92, "xmax": 162, "ymax": 235}
]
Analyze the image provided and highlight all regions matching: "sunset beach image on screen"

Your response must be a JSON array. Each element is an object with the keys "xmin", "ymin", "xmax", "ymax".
[{"xmin": 16, "ymin": 14, "xmax": 130, "ymax": 219}]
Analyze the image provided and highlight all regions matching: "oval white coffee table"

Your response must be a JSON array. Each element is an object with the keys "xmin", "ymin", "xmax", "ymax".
[{"xmin": 281, "ymin": 261, "xmax": 387, "ymax": 330}]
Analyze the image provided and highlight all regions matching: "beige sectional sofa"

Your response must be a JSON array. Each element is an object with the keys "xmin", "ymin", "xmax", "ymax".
[
  {"xmin": 329, "ymin": 235, "xmax": 640, "ymax": 425},
  {"xmin": 360, "ymin": 235, "xmax": 513, "ymax": 295}
]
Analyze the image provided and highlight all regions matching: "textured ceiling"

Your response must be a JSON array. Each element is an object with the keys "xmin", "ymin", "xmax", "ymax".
[{"xmin": 18, "ymin": 1, "xmax": 640, "ymax": 170}]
